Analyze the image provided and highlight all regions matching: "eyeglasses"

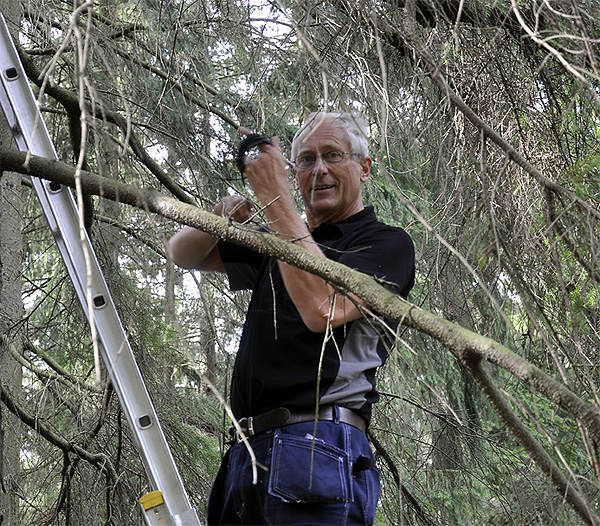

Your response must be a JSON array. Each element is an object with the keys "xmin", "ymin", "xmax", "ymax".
[{"xmin": 294, "ymin": 150, "xmax": 356, "ymax": 169}]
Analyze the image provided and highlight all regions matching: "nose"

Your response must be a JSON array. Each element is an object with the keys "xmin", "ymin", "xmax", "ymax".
[{"xmin": 311, "ymin": 154, "xmax": 328, "ymax": 174}]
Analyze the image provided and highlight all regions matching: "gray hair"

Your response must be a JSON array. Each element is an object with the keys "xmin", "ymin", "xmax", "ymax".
[{"xmin": 291, "ymin": 112, "xmax": 370, "ymax": 161}]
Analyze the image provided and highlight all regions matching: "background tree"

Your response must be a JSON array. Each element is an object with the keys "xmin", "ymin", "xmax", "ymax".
[
  {"xmin": 0, "ymin": 1, "xmax": 24, "ymax": 523},
  {"xmin": 1, "ymin": 0, "xmax": 599, "ymax": 524}
]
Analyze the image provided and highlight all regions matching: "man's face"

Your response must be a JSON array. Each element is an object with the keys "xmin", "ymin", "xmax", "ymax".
[{"xmin": 294, "ymin": 120, "xmax": 371, "ymax": 229}]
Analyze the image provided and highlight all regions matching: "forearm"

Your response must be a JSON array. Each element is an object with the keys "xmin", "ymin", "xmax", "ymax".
[
  {"xmin": 279, "ymin": 261, "xmax": 364, "ymax": 331},
  {"xmin": 167, "ymin": 195, "xmax": 251, "ymax": 271},
  {"xmin": 243, "ymin": 139, "xmax": 366, "ymax": 331},
  {"xmin": 167, "ymin": 226, "xmax": 223, "ymax": 271}
]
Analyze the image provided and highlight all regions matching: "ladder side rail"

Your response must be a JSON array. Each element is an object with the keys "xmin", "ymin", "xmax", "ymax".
[{"xmin": 0, "ymin": 13, "xmax": 201, "ymax": 526}]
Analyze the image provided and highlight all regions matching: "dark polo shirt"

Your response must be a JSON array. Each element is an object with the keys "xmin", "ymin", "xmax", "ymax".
[{"xmin": 218, "ymin": 206, "xmax": 414, "ymax": 425}]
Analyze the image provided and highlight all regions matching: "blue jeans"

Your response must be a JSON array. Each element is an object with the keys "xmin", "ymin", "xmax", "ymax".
[{"xmin": 207, "ymin": 417, "xmax": 380, "ymax": 525}]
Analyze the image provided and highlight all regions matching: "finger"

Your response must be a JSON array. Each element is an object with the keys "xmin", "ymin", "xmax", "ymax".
[
  {"xmin": 256, "ymin": 137, "xmax": 280, "ymax": 151},
  {"xmin": 232, "ymin": 199, "xmax": 253, "ymax": 222},
  {"xmin": 236, "ymin": 133, "xmax": 272, "ymax": 175},
  {"xmin": 217, "ymin": 195, "xmax": 244, "ymax": 215}
]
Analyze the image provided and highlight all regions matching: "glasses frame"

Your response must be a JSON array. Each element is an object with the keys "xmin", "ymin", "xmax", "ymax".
[{"xmin": 293, "ymin": 150, "xmax": 357, "ymax": 170}]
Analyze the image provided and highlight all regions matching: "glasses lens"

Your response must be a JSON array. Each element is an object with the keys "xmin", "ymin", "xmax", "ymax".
[
  {"xmin": 324, "ymin": 151, "xmax": 344, "ymax": 163},
  {"xmin": 296, "ymin": 155, "xmax": 314, "ymax": 168}
]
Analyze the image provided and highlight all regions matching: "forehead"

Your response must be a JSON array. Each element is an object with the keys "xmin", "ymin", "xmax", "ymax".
[{"xmin": 295, "ymin": 120, "xmax": 349, "ymax": 153}]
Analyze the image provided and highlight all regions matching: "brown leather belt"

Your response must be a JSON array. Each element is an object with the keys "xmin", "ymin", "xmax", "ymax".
[{"xmin": 230, "ymin": 405, "xmax": 366, "ymax": 442}]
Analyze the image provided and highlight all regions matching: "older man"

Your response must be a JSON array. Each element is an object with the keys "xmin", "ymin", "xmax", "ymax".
[{"xmin": 168, "ymin": 112, "xmax": 415, "ymax": 525}]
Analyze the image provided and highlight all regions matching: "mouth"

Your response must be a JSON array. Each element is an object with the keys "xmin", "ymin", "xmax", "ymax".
[{"xmin": 312, "ymin": 184, "xmax": 335, "ymax": 191}]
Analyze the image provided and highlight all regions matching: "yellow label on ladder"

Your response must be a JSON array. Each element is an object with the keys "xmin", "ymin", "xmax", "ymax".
[{"xmin": 139, "ymin": 491, "xmax": 169, "ymax": 524}]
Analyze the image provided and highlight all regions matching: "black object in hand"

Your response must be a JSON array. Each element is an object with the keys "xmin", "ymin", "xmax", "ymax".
[{"xmin": 236, "ymin": 133, "xmax": 273, "ymax": 175}]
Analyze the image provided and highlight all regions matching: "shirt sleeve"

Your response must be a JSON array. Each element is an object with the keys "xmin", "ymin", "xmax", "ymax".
[
  {"xmin": 217, "ymin": 240, "xmax": 266, "ymax": 291},
  {"xmin": 335, "ymin": 227, "xmax": 415, "ymax": 299}
]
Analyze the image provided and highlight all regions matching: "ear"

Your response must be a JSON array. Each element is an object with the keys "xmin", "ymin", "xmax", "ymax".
[{"xmin": 359, "ymin": 157, "xmax": 372, "ymax": 182}]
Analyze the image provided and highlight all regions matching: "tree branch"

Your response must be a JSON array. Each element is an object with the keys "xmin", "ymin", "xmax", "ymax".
[
  {"xmin": 0, "ymin": 380, "xmax": 118, "ymax": 483},
  {"xmin": 369, "ymin": 429, "xmax": 439, "ymax": 525},
  {"xmin": 1, "ymin": 335, "xmax": 101, "ymax": 395},
  {"xmin": 111, "ymin": 47, "xmax": 240, "ymax": 130}
]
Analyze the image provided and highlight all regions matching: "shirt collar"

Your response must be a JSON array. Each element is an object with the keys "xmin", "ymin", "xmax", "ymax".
[{"xmin": 311, "ymin": 206, "xmax": 376, "ymax": 241}]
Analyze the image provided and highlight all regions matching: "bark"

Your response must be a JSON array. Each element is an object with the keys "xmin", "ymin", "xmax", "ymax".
[
  {"xmin": 463, "ymin": 355, "xmax": 600, "ymax": 526},
  {"xmin": 0, "ymin": 7, "xmax": 24, "ymax": 524},
  {"xmin": 0, "ymin": 170, "xmax": 22, "ymax": 524}
]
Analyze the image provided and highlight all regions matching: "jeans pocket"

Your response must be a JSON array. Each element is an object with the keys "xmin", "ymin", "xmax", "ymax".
[{"xmin": 268, "ymin": 430, "xmax": 353, "ymax": 504}]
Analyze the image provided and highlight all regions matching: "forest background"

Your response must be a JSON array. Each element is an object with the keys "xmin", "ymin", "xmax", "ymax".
[{"xmin": 1, "ymin": 0, "xmax": 600, "ymax": 524}]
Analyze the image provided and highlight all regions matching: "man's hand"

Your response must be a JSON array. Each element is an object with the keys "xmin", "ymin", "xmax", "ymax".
[
  {"xmin": 242, "ymin": 137, "xmax": 291, "ymax": 207},
  {"xmin": 213, "ymin": 195, "xmax": 253, "ymax": 224}
]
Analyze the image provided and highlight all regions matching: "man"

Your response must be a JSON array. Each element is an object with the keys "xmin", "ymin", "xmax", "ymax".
[{"xmin": 168, "ymin": 112, "xmax": 415, "ymax": 525}]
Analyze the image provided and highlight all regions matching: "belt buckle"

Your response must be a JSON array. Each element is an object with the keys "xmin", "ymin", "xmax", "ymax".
[{"xmin": 235, "ymin": 416, "xmax": 254, "ymax": 443}]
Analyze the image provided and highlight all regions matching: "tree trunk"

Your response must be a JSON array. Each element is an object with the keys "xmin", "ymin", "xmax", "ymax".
[{"xmin": 0, "ymin": 6, "xmax": 24, "ymax": 524}]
